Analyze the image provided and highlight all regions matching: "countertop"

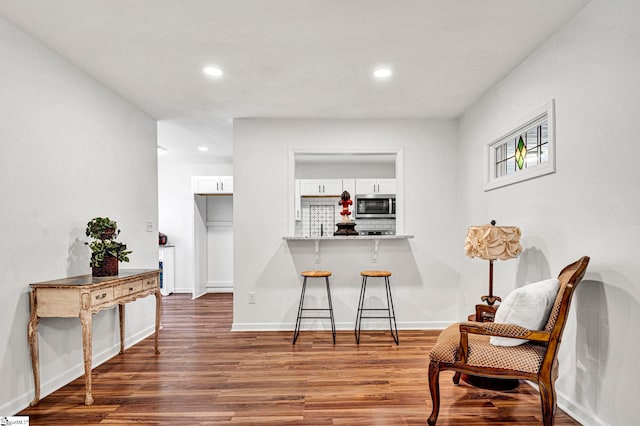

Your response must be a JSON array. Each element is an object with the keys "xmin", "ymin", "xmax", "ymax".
[{"xmin": 283, "ymin": 235, "xmax": 413, "ymax": 240}]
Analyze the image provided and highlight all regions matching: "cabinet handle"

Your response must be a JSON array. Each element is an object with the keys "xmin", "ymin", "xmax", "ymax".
[
  {"xmin": 221, "ymin": 182, "xmax": 224, "ymax": 191},
  {"xmin": 318, "ymin": 184, "xmax": 321, "ymax": 193},
  {"xmin": 323, "ymin": 184, "xmax": 325, "ymax": 193},
  {"xmin": 95, "ymin": 293, "xmax": 107, "ymax": 300},
  {"xmin": 129, "ymin": 287, "xmax": 134, "ymax": 291}
]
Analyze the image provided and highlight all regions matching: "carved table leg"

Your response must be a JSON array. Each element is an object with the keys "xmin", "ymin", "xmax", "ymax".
[
  {"xmin": 80, "ymin": 309, "xmax": 94, "ymax": 405},
  {"xmin": 119, "ymin": 303, "xmax": 125, "ymax": 354},
  {"xmin": 28, "ymin": 291, "xmax": 40, "ymax": 406},
  {"xmin": 154, "ymin": 289, "xmax": 161, "ymax": 354}
]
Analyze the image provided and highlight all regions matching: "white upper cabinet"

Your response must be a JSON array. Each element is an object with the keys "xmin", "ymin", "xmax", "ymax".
[
  {"xmin": 377, "ymin": 178, "xmax": 397, "ymax": 194},
  {"xmin": 299, "ymin": 179, "xmax": 343, "ymax": 196},
  {"xmin": 342, "ymin": 179, "xmax": 356, "ymax": 196},
  {"xmin": 355, "ymin": 178, "xmax": 396, "ymax": 194},
  {"xmin": 193, "ymin": 176, "xmax": 233, "ymax": 194}
]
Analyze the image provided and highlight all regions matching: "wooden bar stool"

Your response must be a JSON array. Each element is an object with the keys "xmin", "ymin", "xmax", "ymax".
[
  {"xmin": 292, "ymin": 270, "xmax": 336, "ymax": 344},
  {"xmin": 355, "ymin": 270, "xmax": 399, "ymax": 345}
]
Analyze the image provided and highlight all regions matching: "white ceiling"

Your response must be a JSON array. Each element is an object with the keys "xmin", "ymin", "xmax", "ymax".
[{"xmin": 0, "ymin": 0, "xmax": 589, "ymax": 164}]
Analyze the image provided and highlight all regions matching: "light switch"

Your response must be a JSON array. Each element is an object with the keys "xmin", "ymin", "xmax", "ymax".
[{"xmin": 146, "ymin": 221, "xmax": 153, "ymax": 232}]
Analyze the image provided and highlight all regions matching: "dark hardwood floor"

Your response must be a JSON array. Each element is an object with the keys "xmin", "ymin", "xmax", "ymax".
[{"xmin": 20, "ymin": 293, "xmax": 580, "ymax": 425}]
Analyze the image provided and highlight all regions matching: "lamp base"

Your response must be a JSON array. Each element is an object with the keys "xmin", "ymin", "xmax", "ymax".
[{"xmin": 480, "ymin": 294, "xmax": 501, "ymax": 306}]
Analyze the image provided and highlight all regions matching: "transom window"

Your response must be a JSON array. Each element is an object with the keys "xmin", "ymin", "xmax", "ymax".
[
  {"xmin": 494, "ymin": 118, "xmax": 548, "ymax": 178},
  {"xmin": 485, "ymin": 100, "xmax": 555, "ymax": 191}
]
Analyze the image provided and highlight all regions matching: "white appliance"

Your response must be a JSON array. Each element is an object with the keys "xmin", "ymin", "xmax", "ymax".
[{"xmin": 158, "ymin": 246, "xmax": 175, "ymax": 296}]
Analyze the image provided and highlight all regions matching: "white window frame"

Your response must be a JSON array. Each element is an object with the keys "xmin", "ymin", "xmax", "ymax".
[{"xmin": 484, "ymin": 99, "xmax": 556, "ymax": 191}]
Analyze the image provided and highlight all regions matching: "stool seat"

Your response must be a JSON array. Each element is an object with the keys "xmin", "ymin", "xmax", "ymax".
[
  {"xmin": 302, "ymin": 270, "xmax": 332, "ymax": 278},
  {"xmin": 360, "ymin": 270, "xmax": 391, "ymax": 277}
]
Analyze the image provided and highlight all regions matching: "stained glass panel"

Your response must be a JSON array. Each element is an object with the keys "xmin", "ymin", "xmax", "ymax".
[
  {"xmin": 515, "ymin": 136, "xmax": 527, "ymax": 169},
  {"xmin": 492, "ymin": 119, "xmax": 549, "ymax": 177}
]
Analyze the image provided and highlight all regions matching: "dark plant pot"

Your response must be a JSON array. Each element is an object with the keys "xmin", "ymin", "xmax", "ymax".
[
  {"xmin": 159, "ymin": 232, "xmax": 168, "ymax": 246},
  {"xmin": 92, "ymin": 255, "xmax": 119, "ymax": 277}
]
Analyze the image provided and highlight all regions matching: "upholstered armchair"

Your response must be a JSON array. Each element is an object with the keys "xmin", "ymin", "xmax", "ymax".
[{"xmin": 427, "ymin": 256, "xmax": 590, "ymax": 426}]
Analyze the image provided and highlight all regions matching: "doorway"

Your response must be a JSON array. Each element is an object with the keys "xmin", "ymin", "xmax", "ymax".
[{"xmin": 193, "ymin": 194, "xmax": 234, "ymax": 298}]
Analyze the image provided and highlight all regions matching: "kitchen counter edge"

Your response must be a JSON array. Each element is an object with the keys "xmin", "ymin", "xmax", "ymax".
[{"xmin": 283, "ymin": 235, "xmax": 414, "ymax": 241}]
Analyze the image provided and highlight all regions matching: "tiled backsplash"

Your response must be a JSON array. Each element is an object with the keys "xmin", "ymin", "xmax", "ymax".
[{"xmin": 295, "ymin": 196, "xmax": 396, "ymax": 237}]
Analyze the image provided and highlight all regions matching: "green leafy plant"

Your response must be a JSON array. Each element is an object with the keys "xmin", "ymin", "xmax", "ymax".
[{"xmin": 85, "ymin": 217, "xmax": 132, "ymax": 268}]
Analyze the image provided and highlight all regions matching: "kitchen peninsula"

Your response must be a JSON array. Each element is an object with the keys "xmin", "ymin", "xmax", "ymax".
[{"xmin": 283, "ymin": 234, "xmax": 413, "ymax": 263}]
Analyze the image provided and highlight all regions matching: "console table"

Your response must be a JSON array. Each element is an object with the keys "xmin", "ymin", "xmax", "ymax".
[{"xmin": 28, "ymin": 269, "xmax": 161, "ymax": 406}]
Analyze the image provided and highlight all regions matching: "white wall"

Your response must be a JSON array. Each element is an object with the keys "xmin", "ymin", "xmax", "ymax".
[
  {"xmin": 458, "ymin": 0, "xmax": 640, "ymax": 424},
  {"xmin": 0, "ymin": 17, "xmax": 158, "ymax": 414},
  {"xmin": 233, "ymin": 118, "xmax": 460, "ymax": 330},
  {"xmin": 157, "ymin": 162, "xmax": 232, "ymax": 292}
]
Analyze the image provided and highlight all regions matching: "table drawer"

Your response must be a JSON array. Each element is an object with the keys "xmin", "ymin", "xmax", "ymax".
[
  {"xmin": 143, "ymin": 276, "xmax": 158, "ymax": 290},
  {"xmin": 115, "ymin": 280, "xmax": 143, "ymax": 298},
  {"xmin": 91, "ymin": 287, "xmax": 114, "ymax": 306}
]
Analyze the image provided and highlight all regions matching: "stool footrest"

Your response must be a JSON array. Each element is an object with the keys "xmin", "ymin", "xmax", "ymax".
[
  {"xmin": 355, "ymin": 274, "xmax": 399, "ymax": 345},
  {"xmin": 359, "ymin": 315, "xmax": 396, "ymax": 319}
]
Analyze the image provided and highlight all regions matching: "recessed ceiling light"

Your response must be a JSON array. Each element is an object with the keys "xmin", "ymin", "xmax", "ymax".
[
  {"xmin": 203, "ymin": 66, "xmax": 223, "ymax": 78},
  {"xmin": 198, "ymin": 146, "xmax": 209, "ymax": 152},
  {"xmin": 373, "ymin": 68, "xmax": 392, "ymax": 79}
]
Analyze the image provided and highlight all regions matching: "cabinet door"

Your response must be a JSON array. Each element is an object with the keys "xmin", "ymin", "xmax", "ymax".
[
  {"xmin": 377, "ymin": 178, "xmax": 396, "ymax": 194},
  {"xmin": 194, "ymin": 176, "xmax": 221, "ymax": 194},
  {"xmin": 219, "ymin": 176, "xmax": 233, "ymax": 193},
  {"xmin": 342, "ymin": 179, "xmax": 356, "ymax": 196},
  {"xmin": 322, "ymin": 179, "xmax": 343, "ymax": 195},
  {"xmin": 300, "ymin": 179, "xmax": 323, "ymax": 196},
  {"xmin": 355, "ymin": 179, "xmax": 377, "ymax": 194}
]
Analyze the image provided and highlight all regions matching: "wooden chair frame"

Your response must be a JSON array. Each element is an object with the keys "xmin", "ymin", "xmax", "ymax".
[{"xmin": 427, "ymin": 256, "xmax": 590, "ymax": 426}]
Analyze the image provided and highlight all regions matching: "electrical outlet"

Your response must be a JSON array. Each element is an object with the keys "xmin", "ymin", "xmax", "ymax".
[
  {"xmin": 248, "ymin": 292, "xmax": 256, "ymax": 304},
  {"xmin": 146, "ymin": 221, "xmax": 153, "ymax": 232}
]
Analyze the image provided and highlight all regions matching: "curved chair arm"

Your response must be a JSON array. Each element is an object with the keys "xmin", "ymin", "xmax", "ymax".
[
  {"xmin": 457, "ymin": 322, "xmax": 551, "ymax": 364},
  {"xmin": 460, "ymin": 321, "xmax": 551, "ymax": 342}
]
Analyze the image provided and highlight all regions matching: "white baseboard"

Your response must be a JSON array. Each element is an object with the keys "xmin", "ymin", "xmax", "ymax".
[
  {"xmin": 207, "ymin": 288, "xmax": 233, "ymax": 293},
  {"xmin": 557, "ymin": 389, "xmax": 609, "ymax": 426},
  {"xmin": 207, "ymin": 280, "xmax": 233, "ymax": 293},
  {"xmin": 231, "ymin": 320, "xmax": 451, "ymax": 332},
  {"xmin": 525, "ymin": 381, "xmax": 609, "ymax": 426},
  {"xmin": 3, "ymin": 324, "xmax": 156, "ymax": 416}
]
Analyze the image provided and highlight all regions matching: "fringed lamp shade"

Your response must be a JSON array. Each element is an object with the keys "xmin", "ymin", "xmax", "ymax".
[{"xmin": 464, "ymin": 221, "xmax": 522, "ymax": 305}]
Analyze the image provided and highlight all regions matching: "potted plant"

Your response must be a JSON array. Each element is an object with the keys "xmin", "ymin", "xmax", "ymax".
[{"xmin": 86, "ymin": 217, "xmax": 132, "ymax": 277}]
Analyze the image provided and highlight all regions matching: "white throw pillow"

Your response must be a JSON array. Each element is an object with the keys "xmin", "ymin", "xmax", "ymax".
[{"xmin": 490, "ymin": 278, "xmax": 560, "ymax": 347}]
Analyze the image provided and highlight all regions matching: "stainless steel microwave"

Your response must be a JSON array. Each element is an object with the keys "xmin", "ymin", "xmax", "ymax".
[{"xmin": 354, "ymin": 194, "xmax": 396, "ymax": 219}]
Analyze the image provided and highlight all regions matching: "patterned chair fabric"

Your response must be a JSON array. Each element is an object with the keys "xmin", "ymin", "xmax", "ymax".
[{"xmin": 430, "ymin": 323, "xmax": 546, "ymax": 374}]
